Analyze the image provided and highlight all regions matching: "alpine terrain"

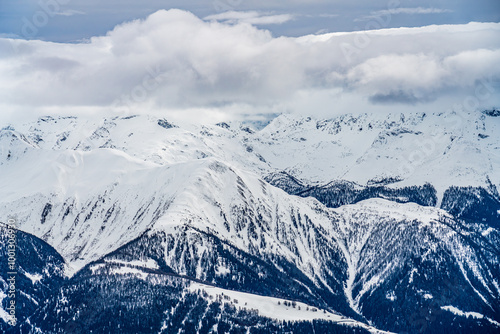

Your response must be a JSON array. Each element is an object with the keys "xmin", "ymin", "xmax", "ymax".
[{"xmin": 1, "ymin": 110, "xmax": 499, "ymax": 333}]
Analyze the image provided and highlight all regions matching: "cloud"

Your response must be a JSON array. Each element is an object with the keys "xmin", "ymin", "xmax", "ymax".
[
  {"xmin": 317, "ymin": 14, "xmax": 340, "ymax": 18},
  {"xmin": 369, "ymin": 90, "xmax": 428, "ymax": 105},
  {"xmin": 355, "ymin": 7, "xmax": 453, "ymax": 22},
  {"xmin": 54, "ymin": 9, "xmax": 86, "ymax": 17},
  {"xmin": 374, "ymin": 7, "xmax": 452, "ymax": 16},
  {"xmin": 204, "ymin": 11, "xmax": 294, "ymax": 25},
  {"xmin": 346, "ymin": 53, "xmax": 448, "ymax": 100},
  {"xmin": 0, "ymin": 9, "xmax": 499, "ymax": 123}
]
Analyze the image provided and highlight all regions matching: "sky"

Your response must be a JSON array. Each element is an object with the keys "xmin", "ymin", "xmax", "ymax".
[
  {"xmin": 1, "ymin": 0, "xmax": 499, "ymax": 41},
  {"xmin": 0, "ymin": 1, "xmax": 499, "ymax": 124}
]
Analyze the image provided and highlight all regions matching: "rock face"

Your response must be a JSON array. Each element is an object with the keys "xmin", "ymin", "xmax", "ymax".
[{"xmin": 0, "ymin": 112, "xmax": 499, "ymax": 333}]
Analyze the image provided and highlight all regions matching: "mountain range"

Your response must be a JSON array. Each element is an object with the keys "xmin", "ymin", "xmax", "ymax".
[{"xmin": 1, "ymin": 110, "xmax": 499, "ymax": 333}]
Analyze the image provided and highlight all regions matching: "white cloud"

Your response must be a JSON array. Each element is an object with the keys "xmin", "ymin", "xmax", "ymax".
[
  {"xmin": 374, "ymin": 7, "xmax": 452, "ymax": 16},
  {"xmin": 317, "ymin": 14, "xmax": 340, "ymax": 18},
  {"xmin": 54, "ymin": 9, "xmax": 86, "ymax": 17},
  {"xmin": 204, "ymin": 11, "xmax": 294, "ymax": 25},
  {"xmin": 0, "ymin": 9, "xmax": 499, "ymax": 123},
  {"xmin": 355, "ymin": 7, "xmax": 452, "ymax": 22},
  {"xmin": 346, "ymin": 53, "xmax": 448, "ymax": 100}
]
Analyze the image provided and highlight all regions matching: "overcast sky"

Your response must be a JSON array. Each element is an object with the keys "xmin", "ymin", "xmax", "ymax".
[
  {"xmin": 0, "ymin": 1, "xmax": 499, "ymax": 124},
  {"xmin": 1, "ymin": 0, "xmax": 499, "ymax": 41}
]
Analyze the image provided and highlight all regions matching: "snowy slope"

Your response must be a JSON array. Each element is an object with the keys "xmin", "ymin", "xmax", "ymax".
[
  {"xmin": 0, "ymin": 115, "xmax": 268, "ymax": 175},
  {"xmin": 0, "ymin": 146, "xmax": 176, "ymax": 273},
  {"xmin": 186, "ymin": 282, "xmax": 393, "ymax": 334}
]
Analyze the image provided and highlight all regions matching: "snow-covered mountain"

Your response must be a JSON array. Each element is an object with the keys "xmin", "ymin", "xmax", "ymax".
[
  {"xmin": 1, "ymin": 111, "xmax": 499, "ymax": 333},
  {"xmin": 5, "ymin": 110, "xmax": 499, "ymax": 193},
  {"xmin": 253, "ymin": 110, "xmax": 500, "ymax": 189},
  {"xmin": 6, "ymin": 110, "xmax": 498, "ymax": 225},
  {"xmin": 250, "ymin": 110, "xmax": 500, "ymax": 226}
]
